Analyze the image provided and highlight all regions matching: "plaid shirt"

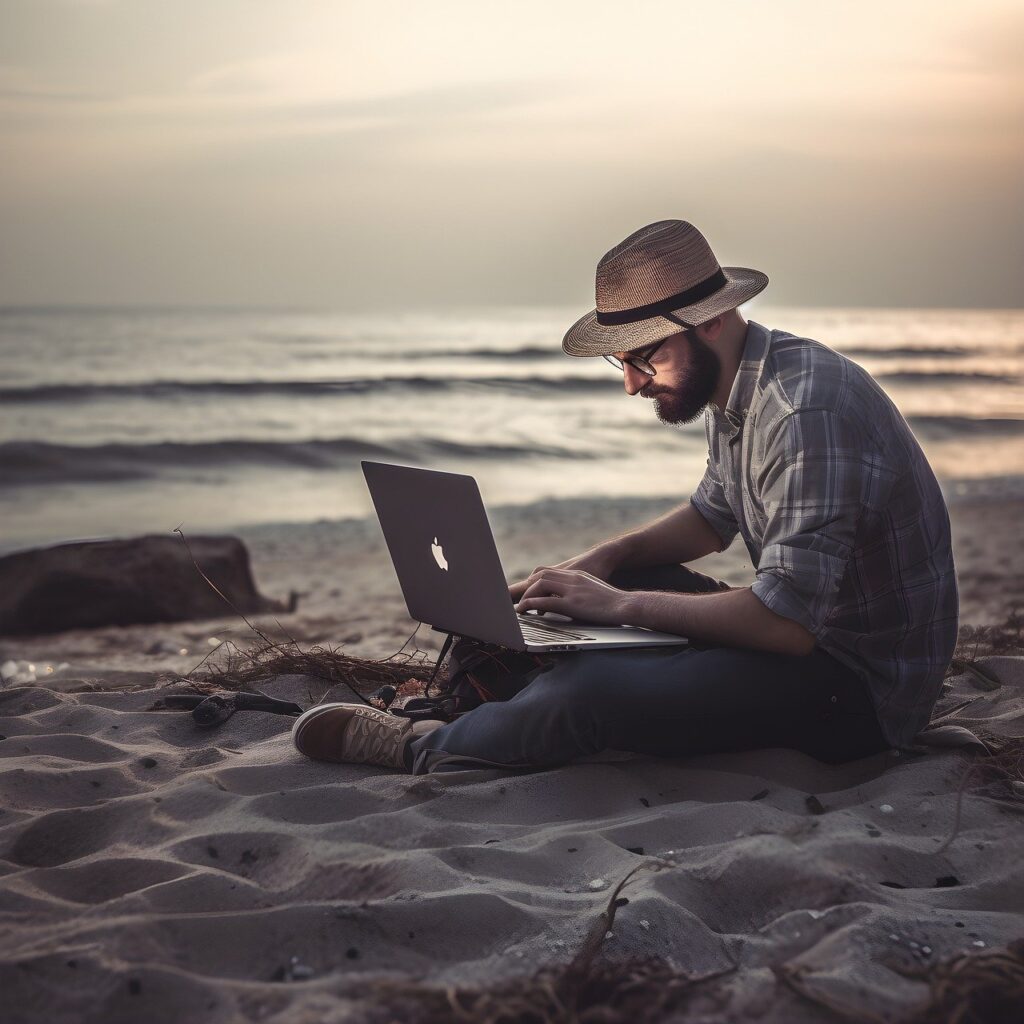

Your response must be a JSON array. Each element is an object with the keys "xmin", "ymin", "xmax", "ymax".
[{"xmin": 690, "ymin": 320, "xmax": 959, "ymax": 750}]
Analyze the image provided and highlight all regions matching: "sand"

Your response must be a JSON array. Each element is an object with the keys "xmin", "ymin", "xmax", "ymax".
[{"xmin": 1, "ymin": 494, "xmax": 1023, "ymax": 1022}]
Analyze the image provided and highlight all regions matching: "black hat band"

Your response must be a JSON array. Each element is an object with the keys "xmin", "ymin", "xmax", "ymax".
[{"xmin": 595, "ymin": 269, "xmax": 727, "ymax": 327}]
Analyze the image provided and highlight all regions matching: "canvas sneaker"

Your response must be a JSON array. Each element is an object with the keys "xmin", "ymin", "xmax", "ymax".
[{"xmin": 292, "ymin": 702, "xmax": 441, "ymax": 770}]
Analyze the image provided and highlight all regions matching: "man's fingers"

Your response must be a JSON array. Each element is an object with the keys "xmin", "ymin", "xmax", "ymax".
[
  {"xmin": 509, "ymin": 579, "xmax": 537, "ymax": 603},
  {"xmin": 509, "ymin": 566, "xmax": 592, "ymax": 604},
  {"xmin": 516, "ymin": 595, "xmax": 563, "ymax": 614},
  {"xmin": 518, "ymin": 579, "xmax": 563, "ymax": 601},
  {"xmin": 514, "ymin": 578, "xmax": 565, "ymax": 610},
  {"xmin": 509, "ymin": 566, "xmax": 558, "ymax": 600}
]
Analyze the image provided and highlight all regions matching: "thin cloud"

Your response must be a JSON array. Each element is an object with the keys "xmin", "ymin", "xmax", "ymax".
[
  {"xmin": 0, "ymin": 1, "xmax": 1020, "ymax": 308},
  {"xmin": 279, "ymin": 79, "xmax": 572, "ymax": 123}
]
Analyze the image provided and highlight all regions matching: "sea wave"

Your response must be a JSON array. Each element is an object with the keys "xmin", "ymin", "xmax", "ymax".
[
  {"xmin": 337, "ymin": 345, "xmax": 564, "ymax": 361},
  {"xmin": 839, "ymin": 345, "xmax": 974, "ymax": 358},
  {"xmin": 4, "ymin": 415, "xmax": 1018, "ymax": 486},
  {"xmin": 0, "ymin": 375, "xmax": 617, "ymax": 403},
  {"xmin": 908, "ymin": 415, "xmax": 1024, "ymax": 438},
  {"xmin": 876, "ymin": 370, "xmax": 1019, "ymax": 384},
  {"xmin": 0, "ymin": 436, "xmax": 598, "ymax": 485}
]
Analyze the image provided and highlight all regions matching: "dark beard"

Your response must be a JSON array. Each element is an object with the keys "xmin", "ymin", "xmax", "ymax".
[{"xmin": 644, "ymin": 330, "xmax": 721, "ymax": 425}]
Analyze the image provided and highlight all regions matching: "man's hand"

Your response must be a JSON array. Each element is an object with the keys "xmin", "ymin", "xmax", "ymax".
[
  {"xmin": 508, "ymin": 543, "xmax": 624, "ymax": 604},
  {"xmin": 514, "ymin": 567, "xmax": 629, "ymax": 626}
]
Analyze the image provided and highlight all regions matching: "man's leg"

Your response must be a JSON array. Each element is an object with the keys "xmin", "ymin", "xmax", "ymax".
[{"xmin": 406, "ymin": 565, "xmax": 890, "ymax": 774}]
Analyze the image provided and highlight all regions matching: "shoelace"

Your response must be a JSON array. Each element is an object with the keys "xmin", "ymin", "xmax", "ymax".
[{"xmin": 349, "ymin": 708, "xmax": 409, "ymax": 765}]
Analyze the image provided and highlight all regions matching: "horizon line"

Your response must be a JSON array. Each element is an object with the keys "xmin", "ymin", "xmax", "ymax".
[{"xmin": 2, "ymin": 301, "xmax": 1024, "ymax": 315}]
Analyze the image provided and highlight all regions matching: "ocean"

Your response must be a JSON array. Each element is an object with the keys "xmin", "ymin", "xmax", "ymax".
[{"xmin": 1, "ymin": 304, "xmax": 1022, "ymax": 554}]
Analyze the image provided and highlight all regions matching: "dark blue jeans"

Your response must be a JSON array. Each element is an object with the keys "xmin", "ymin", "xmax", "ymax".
[{"xmin": 406, "ymin": 565, "xmax": 891, "ymax": 774}]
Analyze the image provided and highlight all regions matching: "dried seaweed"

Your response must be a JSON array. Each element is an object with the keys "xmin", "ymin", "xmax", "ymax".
[
  {"xmin": 168, "ymin": 525, "xmax": 439, "ymax": 701},
  {"xmin": 362, "ymin": 932, "xmax": 1024, "ymax": 1024},
  {"xmin": 771, "ymin": 940, "xmax": 1024, "ymax": 1024},
  {"xmin": 949, "ymin": 607, "xmax": 1024, "ymax": 674},
  {"xmin": 927, "ymin": 608, "xmax": 1024, "ymax": 854},
  {"xmin": 933, "ymin": 731, "xmax": 1024, "ymax": 855},
  {"xmin": 178, "ymin": 636, "xmax": 434, "ymax": 700},
  {"xmin": 366, "ymin": 865, "xmax": 737, "ymax": 1024},
  {"xmin": 890, "ymin": 938, "xmax": 1024, "ymax": 1024}
]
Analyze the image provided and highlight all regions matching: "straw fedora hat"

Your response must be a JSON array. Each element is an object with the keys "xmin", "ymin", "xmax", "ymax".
[{"xmin": 562, "ymin": 220, "xmax": 768, "ymax": 357}]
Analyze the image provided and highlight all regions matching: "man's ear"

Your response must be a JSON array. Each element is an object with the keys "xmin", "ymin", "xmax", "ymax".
[{"xmin": 695, "ymin": 316, "xmax": 725, "ymax": 343}]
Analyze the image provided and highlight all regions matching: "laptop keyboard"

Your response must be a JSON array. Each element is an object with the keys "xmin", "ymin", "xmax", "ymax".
[{"xmin": 517, "ymin": 616, "xmax": 594, "ymax": 643}]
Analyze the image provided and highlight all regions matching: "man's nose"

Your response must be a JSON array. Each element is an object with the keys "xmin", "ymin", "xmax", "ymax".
[{"xmin": 623, "ymin": 363, "xmax": 648, "ymax": 396}]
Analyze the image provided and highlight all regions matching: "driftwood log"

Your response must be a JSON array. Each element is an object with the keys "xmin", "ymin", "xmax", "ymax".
[{"xmin": 0, "ymin": 534, "xmax": 285, "ymax": 635}]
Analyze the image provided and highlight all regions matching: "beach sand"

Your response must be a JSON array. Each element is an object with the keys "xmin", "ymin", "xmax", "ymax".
[{"xmin": 1, "ymin": 495, "xmax": 1022, "ymax": 1022}]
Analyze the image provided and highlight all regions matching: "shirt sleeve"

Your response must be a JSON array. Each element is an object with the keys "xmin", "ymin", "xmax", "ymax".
[
  {"xmin": 690, "ymin": 455, "xmax": 740, "ymax": 549},
  {"xmin": 750, "ymin": 408, "xmax": 870, "ymax": 636}
]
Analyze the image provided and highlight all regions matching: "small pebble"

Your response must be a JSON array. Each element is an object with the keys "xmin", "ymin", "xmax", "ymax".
[
  {"xmin": 147, "ymin": 640, "xmax": 183, "ymax": 656},
  {"xmin": 588, "ymin": 879, "xmax": 608, "ymax": 891},
  {"xmin": 808, "ymin": 909, "xmax": 824, "ymax": 919},
  {"xmin": 1, "ymin": 659, "xmax": 36, "ymax": 684},
  {"xmin": 604, "ymin": 930, "xmax": 614, "ymax": 940},
  {"xmin": 639, "ymin": 920, "xmax": 651, "ymax": 931},
  {"xmin": 284, "ymin": 955, "xmax": 314, "ymax": 981},
  {"xmin": 889, "ymin": 934, "xmax": 900, "ymax": 941},
  {"xmin": 922, "ymin": 946, "xmax": 932, "ymax": 955},
  {"xmin": 909, "ymin": 941, "xmax": 919, "ymax": 949},
  {"xmin": 880, "ymin": 804, "xmax": 894, "ymax": 814},
  {"xmin": 972, "ymin": 940, "xmax": 986, "ymax": 948}
]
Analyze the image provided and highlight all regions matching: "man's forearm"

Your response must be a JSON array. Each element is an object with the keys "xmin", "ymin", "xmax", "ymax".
[
  {"xmin": 617, "ymin": 586, "xmax": 816, "ymax": 657},
  {"xmin": 603, "ymin": 501, "xmax": 727, "ymax": 569}
]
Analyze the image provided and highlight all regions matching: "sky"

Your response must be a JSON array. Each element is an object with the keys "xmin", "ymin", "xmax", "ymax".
[{"xmin": 0, "ymin": 0, "xmax": 1022, "ymax": 310}]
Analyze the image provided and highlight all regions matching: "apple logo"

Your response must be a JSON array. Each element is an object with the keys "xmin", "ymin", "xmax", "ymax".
[{"xmin": 431, "ymin": 537, "xmax": 449, "ymax": 571}]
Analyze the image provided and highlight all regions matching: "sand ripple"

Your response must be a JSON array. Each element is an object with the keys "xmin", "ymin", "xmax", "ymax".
[{"xmin": 1, "ymin": 664, "xmax": 1023, "ymax": 1023}]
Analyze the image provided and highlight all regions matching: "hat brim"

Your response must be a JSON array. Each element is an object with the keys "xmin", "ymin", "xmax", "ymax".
[{"xmin": 562, "ymin": 267, "xmax": 769, "ymax": 357}]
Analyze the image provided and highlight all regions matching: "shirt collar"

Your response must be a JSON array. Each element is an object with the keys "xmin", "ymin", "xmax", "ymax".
[{"xmin": 716, "ymin": 319, "xmax": 771, "ymax": 434}]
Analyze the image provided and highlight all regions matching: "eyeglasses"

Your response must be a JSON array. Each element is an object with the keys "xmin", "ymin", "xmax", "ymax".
[{"xmin": 603, "ymin": 337, "xmax": 669, "ymax": 377}]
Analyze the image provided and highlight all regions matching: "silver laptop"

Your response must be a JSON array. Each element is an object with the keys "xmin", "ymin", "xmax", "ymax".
[{"xmin": 361, "ymin": 461, "xmax": 689, "ymax": 652}]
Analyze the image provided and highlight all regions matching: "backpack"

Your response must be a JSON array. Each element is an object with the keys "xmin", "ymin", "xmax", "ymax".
[{"xmin": 386, "ymin": 636, "xmax": 553, "ymax": 724}]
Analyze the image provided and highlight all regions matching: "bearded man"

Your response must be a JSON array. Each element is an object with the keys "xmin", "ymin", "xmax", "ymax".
[{"xmin": 294, "ymin": 220, "xmax": 959, "ymax": 774}]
